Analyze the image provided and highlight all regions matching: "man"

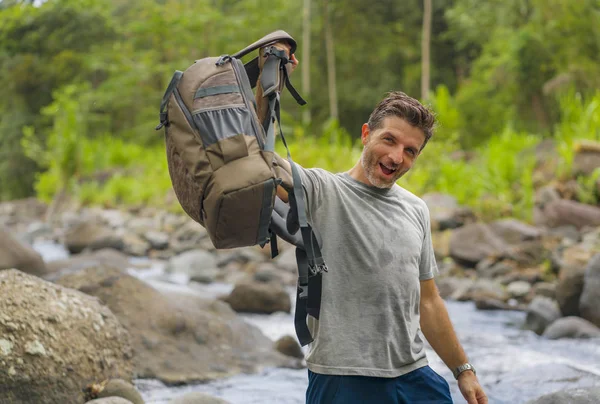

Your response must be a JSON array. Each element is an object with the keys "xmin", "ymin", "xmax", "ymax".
[{"xmin": 272, "ymin": 43, "xmax": 487, "ymax": 404}]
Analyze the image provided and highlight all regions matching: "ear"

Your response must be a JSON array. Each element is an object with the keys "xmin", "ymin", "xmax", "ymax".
[{"xmin": 361, "ymin": 123, "xmax": 370, "ymax": 146}]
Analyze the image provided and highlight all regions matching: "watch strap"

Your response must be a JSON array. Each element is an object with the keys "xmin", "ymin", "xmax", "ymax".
[{"xmin": 453, "ymin": 363, "xmax": 476, "ymax": 380}]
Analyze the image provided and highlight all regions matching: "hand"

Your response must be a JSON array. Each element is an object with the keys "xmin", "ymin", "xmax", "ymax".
[
  {"xmin": 269, "ymin": 41, "xmax": 299, "ymax": 73},
  {"xmin": 457, "ymin": 371, "xmax": 487, "ymax": 404}
]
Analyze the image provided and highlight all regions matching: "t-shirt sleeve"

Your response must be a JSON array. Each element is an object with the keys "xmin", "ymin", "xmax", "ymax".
[
  {"xmin": 296, "ymin": 165, "xmax": 326, "ymax": 217},
  {"xmin": 419, "ymin": 203, "xmax": 439, "ymax": 281}
]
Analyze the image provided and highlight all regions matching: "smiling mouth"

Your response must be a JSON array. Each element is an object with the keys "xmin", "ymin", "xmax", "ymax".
[{"xmin": 379, "ymin": 163, "xmax": 397, "ymax": 176}]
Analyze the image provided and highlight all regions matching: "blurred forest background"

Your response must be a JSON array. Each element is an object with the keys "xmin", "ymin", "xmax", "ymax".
[{"xmin": 1, "ymin": 0, "xmax": 599, "ymax": 221}]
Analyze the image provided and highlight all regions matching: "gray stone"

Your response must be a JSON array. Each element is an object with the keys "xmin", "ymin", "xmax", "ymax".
[
  {"xmin": 0, "ymin": 269, "xmax": 133, "ymax": 404},
  {"xmin": 274, "ymin": 335, "xmax": 304, "ymax": 359},
  {"xmin": 223, "ymin": 281, "xmax": 291, "ymax": 314},
  {"xmin": 169, "ymin": 392, "xmax": 229, "ymax": 404},
  {"xmin": 64, "ymin": 222, "xmax": 124, "ymax": 254},
  {"xmin": 524, "ymin": 296, "xmax": 562, "ymax": 335},
  {"xmin": 0, "ymin": 227, "xmax": 48, "ymax": 277},
  {"xmin": 507, "ymin": 281, "xmax": 532, "ymax": 298},
  {"xmin": 422, "ymin": 193, "xmax": 475, "ymax": 230},
  {"xmin": 579, "ymin": 254, "xmax": 600, "ymax": 328},
  {"xmin": 166, "ymin": 250, "xmax": 218, "ymax": 279},
  {"xmin": 57, "ymin": 266, "xmax": 294, "ymax": 385},
  {"xmin": 556, "ymin": 265, "xmax": 586, "ymax": 316},
  {"xmin": 97, "ymin": 378, "xmax": 144, "ymax": 404},
  {"xmin": 540, "ymin": 199, "xmax": 600, "ymax": 229},
  {"xmin": 274, "ymin": 247, "xmax": 298, "ymax": 273},
  {"xmin": 86, "ymin": 398, "xmax": 134, "ymax": 404},
  {"xmin": 525, "ymin": 386, "xmax": 600, "ymax": 404},
  {"xmin": 543, "ymin": 316, "xmax": 600, "ymax": 339},
  {"xmin": 144, "ymin": 231, "xmax": 170, "ymax": 250},
  {"xmin": 449, "ymin": 223, "xmax": 509, "ymax": 267}
]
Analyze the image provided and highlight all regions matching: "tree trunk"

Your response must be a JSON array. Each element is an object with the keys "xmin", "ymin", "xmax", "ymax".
[
  {"xmin": 323, "ymin": 0, "xmax": 338, "ymax": 121},
  {"xmin": 302, "ymin": 0, "xmax": 312, "ymax": 125},
  {"xmin": 421, "ymin": 0, "xmax": 432, "ymax": 100}
]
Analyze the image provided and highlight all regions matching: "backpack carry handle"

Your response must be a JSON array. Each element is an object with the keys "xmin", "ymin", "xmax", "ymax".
[{"xmin": 231, "ymin": 30, "xmax": 297, "ymax": 60}]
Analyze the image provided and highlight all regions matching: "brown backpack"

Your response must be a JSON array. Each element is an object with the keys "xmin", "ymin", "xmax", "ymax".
[{"xmin": 157, "ymin": 31, "xmax": 326, "ymax": 346}]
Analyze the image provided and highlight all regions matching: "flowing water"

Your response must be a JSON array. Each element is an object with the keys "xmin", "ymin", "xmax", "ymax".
[{"xmin": 34, "ymin": 242, "xmax": 600, "ymax": 404}]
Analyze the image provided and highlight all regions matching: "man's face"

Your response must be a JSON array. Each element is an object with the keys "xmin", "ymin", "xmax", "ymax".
[{"xmin": 360, "ymin": 116, "xmax": 425, "ymax": 189}]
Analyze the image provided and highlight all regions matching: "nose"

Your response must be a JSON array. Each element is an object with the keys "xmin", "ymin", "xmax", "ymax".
[{"xmin": 389, "ymin": 145, "xmax": 404, "ymax": 165}]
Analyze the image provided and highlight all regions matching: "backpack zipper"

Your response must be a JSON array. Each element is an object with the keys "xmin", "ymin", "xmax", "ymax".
[
  {"xmin": 173, "ymin": 88, "xmax": 199, "ymax": 135},
  {"xmin": 231, "ymin": 59, "xmax": 265, "ymax": 150}
]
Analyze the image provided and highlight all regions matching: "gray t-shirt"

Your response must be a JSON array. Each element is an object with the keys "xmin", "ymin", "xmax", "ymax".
[{"xmin": 298, "ymin": 167, "xmax": 438, "ymax": 378}]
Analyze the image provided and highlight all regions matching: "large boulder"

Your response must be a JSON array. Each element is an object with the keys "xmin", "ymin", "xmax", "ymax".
[
  {"xmin": 525, "ymin": 387, "xmax": 600, "ymax": 404},
  {"xmin": 223, "ymin": 281, "xmax": 291, "ymax": 314},
  {"xmin": 579, "ymin": 254, "xmax": 600, "ymax": 327},
  {"xmin": 542, "ymin": 316, "xmax": 600, "ymax": 339},
  {"xmin": 0, "ymin": 227, "xmax": 48, "ymax": 276},
  {"xmin": 57, "ymin": 266, "xmax": 297, "ymax": 385},
  {"xmin": 0, "ymin": 270, "xmax": 133, "ymax": 404}
]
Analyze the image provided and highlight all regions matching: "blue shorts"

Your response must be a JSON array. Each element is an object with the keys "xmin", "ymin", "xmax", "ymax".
[{"xmin": 306, "ymin": 366, "xmax": 453, "ymax": 404}]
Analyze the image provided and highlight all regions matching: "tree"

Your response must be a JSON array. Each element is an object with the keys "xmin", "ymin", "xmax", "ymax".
[{"xmin": 421, "ymin": 0, "xmax": 432, "ymax": 101}]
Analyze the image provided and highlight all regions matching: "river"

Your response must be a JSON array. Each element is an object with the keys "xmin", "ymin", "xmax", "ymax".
[{"xmin": 33, "ymin": 241, "xmax": 600, "ymax": 404}]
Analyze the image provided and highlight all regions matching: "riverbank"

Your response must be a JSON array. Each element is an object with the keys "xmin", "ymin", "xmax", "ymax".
[{"xmin": 2, "ymin": 196, "xmax": 600, "ymax": 403}]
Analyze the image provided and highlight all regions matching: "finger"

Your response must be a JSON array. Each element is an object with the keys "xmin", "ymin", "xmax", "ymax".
[{"xmin": 466, "ymin": 392, "xmax": 477, "ymax": 404}]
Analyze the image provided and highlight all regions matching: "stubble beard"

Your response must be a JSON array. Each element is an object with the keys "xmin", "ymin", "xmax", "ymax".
[{"xmin": 360, "ymin": 145, "xmax": 401, "ymax": 189}]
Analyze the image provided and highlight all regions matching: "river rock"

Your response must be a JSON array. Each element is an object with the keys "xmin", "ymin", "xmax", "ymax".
[
  {"xmin": 0, "ymin": 269, "xmax": 133, "ymax": 404},
  {"xmin": 489, "ymin": 219, "xmax": 542, "ymax": 244},
  {"xmin": 573, "ymin": 144, "xmax": 600, "ymax": 176},
  {"xmin": 143, "ymin": 230, "xmax": 169, "ymax": 250},
  {"xmin": 449, "ymin": 223, "xmax": 508, "ymax": 266},
  {"xmin": 435, "ymin": 277, "xmax": 474, "ymax": 299},
  {"xmin": 169, "ymin": 392, "xmax": 230, "ymax": 404},
  {"xmin": 275, "ymin": 335, "xmax": 304, "ymax": 359},
  {"xmin": 555, "ymin": 265, "xmax": 586, "ymax": 316},
  {"xmin": 166, "ymin": 249, "xmax": 218, "ymax": 280},
  {"xmin": 97, "ymin": 379, "xmax": 144, "ymax": 404},
  {"xmin": 274, "ymin": 246, "xmax": 298, "ymax": 273},
  {"xmin": 121, "ymin": 232, "xmax": 150, "ymax": 257},
  {"xmin": 57, "ymin": 266, "xmax": 295, "ymax": 384},
  {"xmin": 530, "ymin": 282, "xmax": 556, "ymax": 300},
  {"xmin": 86, "ymin": 399, "xmax": 134, "ymax": 404},
  {"xmin": 223, "ymin": 281, "xmax": 291, "ymax": 314},
  {"xmin": 0, "ymin": 227, "xmax": 48, "ymax": 277},
  {"xmin": 45, "ymin": 248, "xmax": 131, "ymax": 280},
  {"xmin": 539, "ymin": 199, "xmax": 600, "ymax": 229},
  {"xmin": 507, "ymin": 281, "xmax": 532, "ymax": 298},
  {"xmin": 542, "ymin": 316, "xmax": 600, "ymax": 339},
  {"xmin": 525, "ymin": 386, "xmax": 600, "ymax": 404},
  {"xmin": 65, "ymin": 222, "xmax": 124, "ymax": 254},
  {"xmin": 524, "ymin": 296, "xmax": 562, "ymax": 335},
  {"xmin": 579, "ymin": 254, "xmax": 600, "ymax": 327},
  {"xmin": 421, "ymin": 193, "xmax": 475, "ymax": 230},
  {"xmin": 452, "ymin": 278, "xmax": 508, "ymax": 302}
]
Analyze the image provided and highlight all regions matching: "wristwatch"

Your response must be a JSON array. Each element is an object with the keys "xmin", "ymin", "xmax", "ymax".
[{"xmin": 453, "ymin": 363, "xmax": 476, "ymax": 380}]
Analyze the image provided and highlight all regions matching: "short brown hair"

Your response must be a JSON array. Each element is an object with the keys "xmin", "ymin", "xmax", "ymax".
[{"xmin": 367, "ymin": 91, "xmax": 435, "ymax": 150}]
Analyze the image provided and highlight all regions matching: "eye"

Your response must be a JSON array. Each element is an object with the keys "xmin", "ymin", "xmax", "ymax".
[
  {"xmin": 384, "ymin": 137, "xmax": 394, "ymax": 143},
  {"xmin": 406, "ymin": 148, "xmax": 417, "ymax": 157}
]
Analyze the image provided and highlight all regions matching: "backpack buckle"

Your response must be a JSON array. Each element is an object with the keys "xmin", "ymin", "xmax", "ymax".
[{"xmin": 216, "ymin": 55, "xmax": 231, "ymax": 66}]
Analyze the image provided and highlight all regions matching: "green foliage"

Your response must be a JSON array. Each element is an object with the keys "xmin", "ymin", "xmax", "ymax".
[{"xmin": 554, "ymin": 91, "xmax": 600, "ymax": 178}]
